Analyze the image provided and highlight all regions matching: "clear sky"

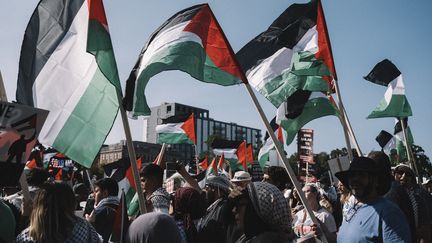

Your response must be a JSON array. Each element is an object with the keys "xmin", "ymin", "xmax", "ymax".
[{"xmin": 1, "ymin": 0, "xmax": 431, "ymax": 158}]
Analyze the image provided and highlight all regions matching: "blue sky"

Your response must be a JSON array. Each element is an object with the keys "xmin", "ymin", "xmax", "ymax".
[{"xmin": 1, "ymin": 0, "xmax": 431, "ymax": 158}]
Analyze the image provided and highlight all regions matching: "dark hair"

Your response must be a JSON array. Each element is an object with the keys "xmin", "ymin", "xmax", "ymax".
[
  {"xmin": 368, "ymin": 151, "xmax": 392, "ymax": 195},
  {"xmin": 266, "ymin": 166, "xmax": 289, "ymax": 191},
  {"xmin": 27, "ymin": 168, "xmax": 49, "ymax": 186},
  {"xmin": 140, "ymin": 164, "xmax": 163, "ymax": 182},
  {"xmin": 94, "ymin": 178, "xmax": 119, "ymax": 196}
]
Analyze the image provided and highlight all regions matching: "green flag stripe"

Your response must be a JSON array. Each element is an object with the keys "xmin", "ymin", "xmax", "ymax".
[
  {"xmin": 53, "ymin": 67, "xmax": 119, "ymax": 167},
  {"xmin": 131, "ymin": 41, "xmax": 240, "ymax": 117},
  {"xmin": 158, "ymin": 133, "xmax": 193, "ymax": 144},
  {"xmin": 367, "ymin": 95, "xmax": 412, "ymax": 119}
]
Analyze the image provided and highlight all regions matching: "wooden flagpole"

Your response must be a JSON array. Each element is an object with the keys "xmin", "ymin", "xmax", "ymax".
[
  {"xmin": 333, "ymin": 84, "xmax": 354, "ymax": 161},
  {"xmin": 155, "ymin": 143, "xmax": 167, "ymax": 166},
  {"xmin": 0, "ymin": 72, "xmax": 32, "ymax": 202},
  {"xmin": 116, "ymin": 95, "xmax": 146, "ymax": 214},
  {"xmin": 399, "ymin": 118, "xmax": 420, "ymax": 183},
  {"xmin": 342, "ymin": 106, "xmax": 362, "ymax": 156}
]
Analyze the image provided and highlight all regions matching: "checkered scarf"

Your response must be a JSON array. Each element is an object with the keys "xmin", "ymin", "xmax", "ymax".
[
  {"xmin": 247, "ymin": 182, "xmax": 292, "ymax": 232},
  {"xmin": 16, "ymin": 217, "xmax": 102, "ymax": 243}
]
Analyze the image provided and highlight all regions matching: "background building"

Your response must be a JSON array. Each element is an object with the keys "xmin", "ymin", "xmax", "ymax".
[{"xmin": 142, "ymin": 102, "xmax": 262, "ymax": 163}]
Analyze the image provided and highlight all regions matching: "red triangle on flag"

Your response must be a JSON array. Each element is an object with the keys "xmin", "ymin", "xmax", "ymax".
[
  {"xmin": 180, "ymin": 113, "xmax": 196, "ymax": 144},
  {"xmin": 126, "ymin": 158, "xmax": 142, "ymax": 191},
  {"xmin": 217, "ymin": 154, "xmax": 225, "ymax": 169},
  {"xmin": 199, "ymin": 155, "xmax": 209, "ymax": 170}
]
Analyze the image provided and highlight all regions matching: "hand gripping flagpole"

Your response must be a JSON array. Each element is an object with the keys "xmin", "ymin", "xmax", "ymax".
[{"xmin": 117, "ymin": 94, "xmax": 147, "ymax": 214}]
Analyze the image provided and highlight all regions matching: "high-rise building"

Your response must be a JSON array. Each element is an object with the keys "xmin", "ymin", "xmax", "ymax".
[{"xmin": 143, "ymin": 102, "xmax": 262, "ymax": 163}]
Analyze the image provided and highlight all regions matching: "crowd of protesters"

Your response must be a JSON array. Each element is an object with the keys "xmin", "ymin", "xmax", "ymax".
[{"xmin": 1, "ymin": 151, "xmax": 432, "ymax": 243}]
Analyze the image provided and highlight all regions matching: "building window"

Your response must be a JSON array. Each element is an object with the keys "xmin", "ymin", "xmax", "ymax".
[{"xmin": 167, "ymin": 105, "xmax": 171, "ymax": 112}]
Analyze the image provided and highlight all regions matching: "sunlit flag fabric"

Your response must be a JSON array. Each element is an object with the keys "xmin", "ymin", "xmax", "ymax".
[
  {"xmin": 364, "ymin": 59, "xmax": 412, "ymax": 119},
  {"xmin": 375, "ymin": 130, "xmax": 396, "ymax": 155},
  {"xmin": 237, "ymin": 0, "xmax": 336, "ymax": 108},
  {"xmin": 276, "ymin": 91, "xmax": 339, "ymax": 146},
  {"xmin": 394, "ymin": 118, "xmax": 414, "ymax": 162},
  {"xmin": 123, "ymin": 3, "xmax": 245, "ymax": 117},
  {"xmin": 156, "ymin": 113, "xmax": 196, "ymax": 144},
  {"xmin": 16, "ymin": 0, "xmax": 121, "ymax": 168}
]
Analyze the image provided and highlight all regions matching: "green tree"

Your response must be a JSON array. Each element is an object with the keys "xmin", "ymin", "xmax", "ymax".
[{"xmin": 411, "ymin": 144, "xmax": 432, "ymax": 178}]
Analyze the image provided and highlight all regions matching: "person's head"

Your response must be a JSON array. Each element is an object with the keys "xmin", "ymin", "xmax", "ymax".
[
  {"xmin": 126, "ymin": 212, "xmax": 181, "ymax": 243},
  {"xmin": 30, "ymin": 182, "xmax": 76, "ymax": 243},
  {"xmin": 231, "ymin": 171, "xmax": 252, "ymax": 189},
  {"xmin": 393, "ymin": 164, "xmax": 416, "ymax": 187},
  {"xmin": 368, "ymin": 151, "xmax": 392, "ymax": 195},
  {"xmin": 302, "ymin": 183, "xmax": 320, "ymax": 208},
  {"xmin": 335, "ymin": 157, "xmax": 380, "ymax": 203},
  {"xmin": 204, "ymin": 175, "xmax": 231, "ymax": 204},
  {"xmin": 262, "ymin": 166, "xmax": 290, "ymax": 191},
  {"xmin": 26, "ymin": 168, "xmax": 49, "ymax": 187},
  {"xmin": 173, "ymin": 187, "xmax": 206, "ymax": 243},
  {"xmin": 233, "ymin": 182, "xmax": 292, "ymax": 239},
  {"xmin": 73, "ymin": 183, "xmax": 90, "ymax": 202},
  {"xmin": 140, "ymin": 164, "xmax": 164, "ymax": 194},
  {"xmin": 94, "ymin": 178, "xmax": 119, "ymax": 205}
]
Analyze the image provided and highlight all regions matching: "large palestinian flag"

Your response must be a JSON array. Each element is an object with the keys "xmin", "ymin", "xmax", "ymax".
[
  {"xmin": 16, "ymin": 0, "xmax": 121, "ymax": 167},
  {"xmin": 276, "ymin": 90, "xmax": 339, "ymax": 146},
  {"xmin": 156, "ymin": 113, "xmax": 196, "ymax": 144},
  {"xmin": 124, "ymin": 4, "xmax": 245, "ymax": 117},
  {"xmin": 364, "ymin": 59, "xmax": 412, "ymax": 119},
  {"xmin": 237, "ymin": 0, "xmax": 335, "ymax": 108}
]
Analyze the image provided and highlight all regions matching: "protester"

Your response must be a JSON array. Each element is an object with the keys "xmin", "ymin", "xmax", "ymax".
[
  {"xmin": 0, "ymin": 199, "xmax": 16, "ymax": 243},
  {"xmin": 292, "ymin": 183, "xmax": 337, "ymax": 243},
  {"xmin": 394, "ymin": 164, "xmax": 432, "ymax": 242},
  {"xmin": 197, "ymin": 175, "xmax": 233, "ymax": 243},
  {"xmin": 333, "ymin": 180, "xmax": 351, "ymax": 227},
  {"xmin": 172, "ymin": 187, "xmax": 207, "ymax": 243},
  {"xmin": 126, "ymin": 212, "xmax": 181, "ymax": 243},
  {"xmin": 140, "ymin": 164, "xmax": 170, "ymax": 214},
  {"xmin": 231, "ymin": 171, "xmax": 251, "ymax": 189},
  {"xmin": 16, "ymin": 182, "xmax": 101, "ymax": 243},
  {"xmin": 73, "ymin": 183, "xmax": 90, "ymax": 210},
  {"xmin": 369, "ymin": 151, "xmax": 416, "ymax": 242},
  {"xmin": 262, "ymin": 166, "xmax": 289, "ymax": 192},
  {"xmin": 5, "ymin": 168, "xmax": 48, "ymax": 212},
  {"xmin": 85, "ymin": 178, "xmax": 119, "ymax": 243},
  {"xmin": 335, "ymin": 157, "xmax": 411, "ymax": 242},
  {"xmin": 232, "ymin": 182, "xmax": 294, "ymax": 243}
]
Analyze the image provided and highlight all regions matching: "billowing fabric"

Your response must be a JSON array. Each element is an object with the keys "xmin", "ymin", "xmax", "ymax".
[
  {"xmin": 126, "ymin": 212, "xmax": 181, "ymax": 243},
  {"xmin": 16, "ymin": 217, "xmax": 102, "ymax": 243},
  {"xmin": 246, "ymin": 182, "xmax": 291, "ymax": 232}
]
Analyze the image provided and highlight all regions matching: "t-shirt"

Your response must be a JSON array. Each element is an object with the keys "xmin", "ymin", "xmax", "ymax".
[
  {"xmin": 293, "ymin": 207, "xmax": 337, "ymax": 236},
  {"xmin": 337, "ymin": 197, "xmax": 410, "ymax": 243}
]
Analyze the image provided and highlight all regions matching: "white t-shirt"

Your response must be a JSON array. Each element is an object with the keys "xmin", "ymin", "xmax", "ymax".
[{"xmin": 293, "ymin": 207, "xmax": 337, "ymax": 236}]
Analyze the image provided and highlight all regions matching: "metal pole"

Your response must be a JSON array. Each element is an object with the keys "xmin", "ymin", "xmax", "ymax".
[
  {"xmin": 342, "ymin": 106, "xmax": 362, "ymax": 156},
  {"xmin": 333, "ymin": 83, "xmax": 353, "ymax": 162}
]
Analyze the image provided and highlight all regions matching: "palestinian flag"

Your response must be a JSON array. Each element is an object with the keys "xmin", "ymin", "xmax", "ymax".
[
  {"xmin": 375, "ymin": 130, "xmax": 396, "ymax": 155},
  {"xmin": 124, "ymin": 4, "xmax": 245, "ymax": 117},
  {"xmin": 237, "ymin": 0, "xmax": 335, "ymax": 107},
  {"xmin": 103, "ymin": 157, "xmax": 143, "ymax": 216},
  {"xmin": 258, "ymin": 117, "xmax": 284, "ymax": 169},
  {"xmin": 199, "ymin": 155, "xmax": 209, "ymax": 170},
  {"xmin": 364, "ymin": 59, "xmax": 412, "ymax": 119},
  {"xmin": 394, "ymin": 118, "xmax": 414, "ymax": 162},
  {"xmin": 277, "ymin": 91, "xmax": 339, "ymax": 145},
  {"xmin": 212, "ymin": 139, "xmax": 252, "ymax": 171},
  {"xmin": 156, "ymin": 113, "xmax": 196, "ymax": 144},
  {"xmin": 111, "ymin": 190, "xmax": 129, "ymax": 243},
  {"xmin": 217, "ymin": 154, "xmax": 225, "ymax": 169},
  {"xmin": 206, "ymin": 156, "xmax": 219, "ymax": 176},
  {"xmin": 16, "ymin": 0, "xmax": 121, "ymax": 168}
]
